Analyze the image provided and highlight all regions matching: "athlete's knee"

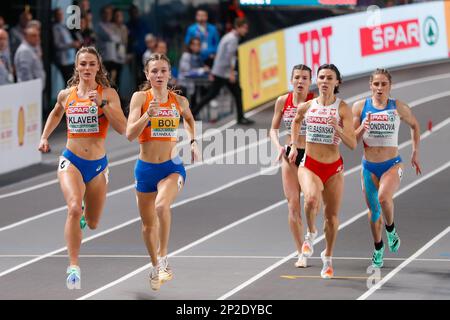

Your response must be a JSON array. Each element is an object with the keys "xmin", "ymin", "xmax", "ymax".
[
  {"xmin": 378, "ymin": 193, "xmax": 392, "ymax": 207},
  {"xmin": 324, "ymin": 214, "xmax": 339, "ymax": 229},
  {"xmin": 304, "ymin": 194, "xmax": 319, "ymax": 211},
  {"xmin": 67, "ymin": 201, "xmax": 83, "ymax": 219},
  {"xmin": 155, "ymin": 203, "xmax": 170, "ymax": 218},
  {"xmin": 141, "ymin": 221, "xmax": 157, "ymax": 234}
]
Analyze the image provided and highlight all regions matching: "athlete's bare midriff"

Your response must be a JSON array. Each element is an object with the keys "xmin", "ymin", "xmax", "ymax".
[
  {"xmin": 364, "ymin": 146, "xmax": 399, "ymax": 162},
  {"xmin": 306, "ymin": 143, "xmax": 340, "ymax": 163},
  {"xmin": 139, "ymin": 140, "xmax": 178, "ymax": 163},
  {"xmin": 66, "ymin": 137, "xmax": 106, "ymax": 159}
]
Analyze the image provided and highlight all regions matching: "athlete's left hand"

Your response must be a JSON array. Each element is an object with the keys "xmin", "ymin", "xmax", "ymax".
[
  {"xmin": 328, "ymin": 117, "xmax": 342, "ymax": 134},
  {"xmin": 411, "ymin": 150, "xmax": 422, "ymax": 175},
  {"xmin": 191, "ymin": 141, "xmax": 202, "ymax": 163},
  {"xmin": 88, "ymin": 90, "xmax": 102, "ymax": 106}
]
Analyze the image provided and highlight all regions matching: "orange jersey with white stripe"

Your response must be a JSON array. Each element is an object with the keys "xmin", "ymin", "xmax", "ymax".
[
  {"xmin": 139, "ymin": 90, "xmax": 182, "ymax": 143},
  {"xmin": 65, "ymin": 85, "xmax": 109, "ymax": 139}
]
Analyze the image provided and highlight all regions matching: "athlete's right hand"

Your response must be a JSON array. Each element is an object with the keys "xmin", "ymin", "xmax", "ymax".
[
  {"xmin": 363, "ymin": 112, "xmax": 371, "ymax": 132},
  {"xmin": 275, "ymin": 145, "xmax": 285, "ymax": 163},
  {"xmin": 287, "ymin": 145, "xmax": 298, "ymax": 164},
  {"xmin": 147, "ymin": 98, "xmax": 159, "ymax": 117},
  {"xmin": 38, "ymin": 138, "xmax": 51, "ymax": 153}
]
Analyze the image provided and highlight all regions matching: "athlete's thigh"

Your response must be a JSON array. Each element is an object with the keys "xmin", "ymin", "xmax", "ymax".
[
  {"xmin": 58, "ymin": 161, "xmax": 85, "ymax": 206},
  {"xmin": 136, "ymin": 191, "xmax": 157, "ymax": 224},
  {"xmin": 322, "ymin": 172, "xmax": 344, "ymax": 219},
  {"xmin": 281, "ymin": 158, "xmax": 300, "ymax": 200},
  {"xmin": 155, "ymin": 173, "xmax": 183, "ymax": 207},
  {"xmin": 378, "ymin": 163, "xmax": 402, "ymax": 199},
  {"xmin": 298, "ymin": 166, "xmax": 323, "ymax": 198},
  {"xmin": 84, "ymin": 169, "xmax": 108, "ymax": 220},
  {"xmin": 360, "ymin": 169, "xmax": 380, "ymax": 208}
]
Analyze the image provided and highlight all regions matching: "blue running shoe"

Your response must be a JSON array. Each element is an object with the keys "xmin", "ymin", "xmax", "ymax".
[
  {"xmin": 66, "ymin": 265, "xmax": 81, "ymax": 289},
  {"xmin": 386, "ymin": 228, "xmax": 400, "ymax": 253}
]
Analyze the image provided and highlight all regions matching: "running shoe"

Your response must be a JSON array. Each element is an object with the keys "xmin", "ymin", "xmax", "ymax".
[
  {"xmin": 149, "ymin": 265, "xmax": 160, "ymax": 291},
  {"xmin": 301, "ymin": 230, "xmax": 317, "ymax": 257},
  {"xmin": 294, "ymin": 252, "xmax": 307, "ymax": 268},
  {"xmin": 158, "ymin": 256, "xmax": 173, "ymax": 283},
  {"xmin": 371, "ymin": 244, "xmax": 385, "ymax": 268},
  {"xmin": 320, "ymin": 250, "xmax": 334, "ymax": 279},
  {"xmin": 66, "ymin": 265, "xmax": 81, "ymax": 289},
  {"xmin": 386, "ymin": 228, "xmax": 400, "ymax": 253}
]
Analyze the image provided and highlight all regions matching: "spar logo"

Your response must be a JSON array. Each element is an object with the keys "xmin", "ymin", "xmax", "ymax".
[
  {"xmin": 360, "ymin": 19, "xmax": 420, "ymax": 56},
  {"xmin": 360, "ymin": 16, "xmax": 440, "ymax": 56},
  {"xmin": 423, "ymin": 16, "xmax": 438, "ymax": 46}
]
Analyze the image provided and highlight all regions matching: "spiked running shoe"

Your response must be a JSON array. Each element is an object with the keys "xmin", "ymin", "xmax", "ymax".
[
  {"xmin": 386, "ymin": 228, "xmax": 400, "ymax": 253},
  {"xmin": 371, "ymin": 244, "xmax": 385, "ymax": 268},
  {"xmin": 66, "ymin": 265, "xmax": 81, "ymax": 289},
  {"xmin": 149, "ymin": 265, "xmax": 160, "ymax": 291},
  {"xmin": 158, "ymin": 256, "xmax": 173, "ymax": 283},
  {"xmin": 320, "ymin": 250, "xmax": 334, "ymax": 279},
  {"xmin": 301, "ymin": 230, "xmax": 318, "ymax": 258},
  {"xmin": 294, "ymin": 252, "xmax": 307, "ymax": 268}
]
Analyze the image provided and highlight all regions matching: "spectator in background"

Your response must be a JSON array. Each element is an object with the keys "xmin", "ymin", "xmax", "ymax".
[
  {"xmin": 10, "ymin": 10, "xmax": 32, "ymax": 57},
  {"xmin": 0, "ymin": 29, "xmax": 13, "ymax": 85},
  {"xmin": 0, "ymin": 16, "xmax": 8, "ymax": 30},
  {"xmin": 154, "ymin": 39, "xmax": 168, "ymax": 55},
  {"xmin": 224, "ymin": 0, "xmax": 245, "ymax": 33},
  {"xmin": 14, "ymin": 26, "xmax": 45, "ymax": 89},
  {"xmin": 53, "ymin": 8, "xmax": 81, "ymax": 84},
  {"xmin": 127, "ymin": 4, "xmax": 151, "ymax": 89},
  {"xmin": 76, "ymin": 0, "xmax": 91, "ymax": 16},
  {"xmin": 72, "ymin": 13, "xmax": 96, "ymax": 47},
  {"xmin": 111, "ymin": 8, "xmax": 129, "ymax": 91},
  {"xmin": 142, "ymin": 33, "xmax": 156, "ymax": 66},
  {"xmin": 178, "ymin": 37, "xmax": 209, "ymax": 105},
  {"xmin": 184, "ymin": 9, "xmax": 219, "ymax": 67},
  {"xmin": 97, "ymin": 5, "xmax": 121, "ymax": 87},
  {"xmin": 190, "ymin": 18, "xmax": 253, "ymax": 125}
]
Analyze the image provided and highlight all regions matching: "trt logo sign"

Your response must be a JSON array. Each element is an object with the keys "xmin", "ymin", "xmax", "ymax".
[
  {"xmin": 360, "ymin": 19, "xmax": 420, "ymax": 56},
  {"xmin": 298, "ymin": 26, "xmax": 333, "ymax": 76}
]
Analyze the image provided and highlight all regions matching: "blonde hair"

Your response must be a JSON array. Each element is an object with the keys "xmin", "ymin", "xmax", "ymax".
[
  {"xmin": 140, "ymin": 53, "xmax": 175, "ymax": 91},
  {"xmin": 67, "ymin": 46, "xmax": 110, "ymax": 88}
]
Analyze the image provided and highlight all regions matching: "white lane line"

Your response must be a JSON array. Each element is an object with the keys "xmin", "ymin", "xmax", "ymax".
[
  {"xmin": 2, "ymin": 72, "xmax": 448, "ymax": 199},
  {"xmin": 0, "ymin": 167, "xmax": 281, "ymax": 279},
  {"xmin": 0, "ymin": 102, "xmax": 273, "ymax": 199},
  {"xmin": 358, "ymin": 226, "xmax": 450, "ymax": 300},
  {"xmin": 3, "ymin": 89, "xmax": 449, "ymax": 233},
  {"xmin": 217, "ymin": 160, "xmax": 450, "ymax": 300},
  {"xmin": 1, "ymin": 255, "xmax": 450, "ymax": 262},
  {"xmin": 76, "ymin": 200, "xmax": 287, "ymax": 300}
]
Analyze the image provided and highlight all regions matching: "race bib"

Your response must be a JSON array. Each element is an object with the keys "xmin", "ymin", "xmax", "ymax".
[
  {"xmin": 149, "ymin": 107, "xmax": 180, "ymax": 139},
  {"xmin": 67, "ymin": 103, "xmax": 99, "ymax": 134}
]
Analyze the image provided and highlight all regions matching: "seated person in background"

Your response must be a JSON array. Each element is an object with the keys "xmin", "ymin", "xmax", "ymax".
[{"xmin": 178, "ymin": 37, "xmax": 209, "ymax": 105}]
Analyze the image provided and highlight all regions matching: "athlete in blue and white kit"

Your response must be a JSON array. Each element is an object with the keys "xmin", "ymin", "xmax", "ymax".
[{"xmin": 352, "ymin": 69, "xmax": 422, "ymax": 268}]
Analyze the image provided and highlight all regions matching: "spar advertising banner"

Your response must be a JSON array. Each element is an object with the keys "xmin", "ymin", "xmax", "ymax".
[
  {"xmin": 239, "ymin": 1, "xmax": 449, "ymax": 111},
  {"xmin": 0, "ymin": 80, "xmax": 42, "ymax": 174},
  {"xmin": 239, "ymin": 30, "xmax": 287, "ymax": 111}
]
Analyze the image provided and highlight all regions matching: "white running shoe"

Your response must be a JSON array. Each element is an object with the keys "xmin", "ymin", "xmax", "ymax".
[
  {"xmin": 149, "ymin": 265, "xmax": 160, "ymax": 291},
  {"xmin": 66, "ymin": 265, "xmax": 81, "ymax": 289},
  {"xmin": 320, "ymin": 250, "xmax": 334, "ymax": 279},
  {"xmin": 294, "ymin": 252, "xmax": 307, "ymax": 268},
  {"xmin": 158, "ymin": 256, "xmax": 173, "ymax": 283},
  {"xmin": 301, "ymin": 230, "xmax": 318, "ymax": 257}
]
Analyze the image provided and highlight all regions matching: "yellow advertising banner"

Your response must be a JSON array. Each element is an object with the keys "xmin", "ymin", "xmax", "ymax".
[
  {"xmin": 446, "ymin": 0, "xmax": 450, "ymax": 57},
  {"xmin": 238, "ymin": 31, "xmax": 287, "ymax": 112}
]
